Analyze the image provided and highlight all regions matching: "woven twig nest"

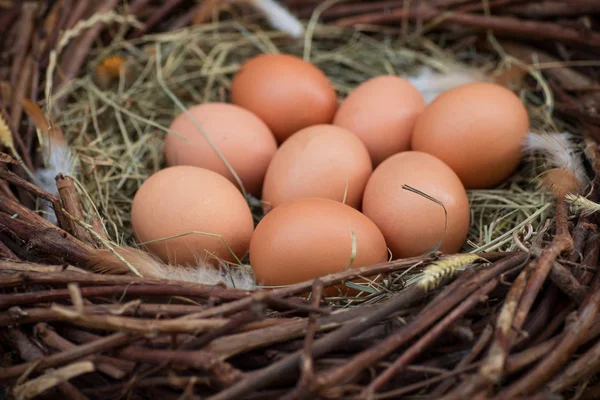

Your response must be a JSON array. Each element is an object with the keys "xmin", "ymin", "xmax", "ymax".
[{"xmin": 1, "ymin": 1, "xmax": 600, "ymax": 400}]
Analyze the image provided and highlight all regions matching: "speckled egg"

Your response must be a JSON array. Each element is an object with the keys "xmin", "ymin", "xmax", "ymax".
[
  {"xmin": 131, "ymin": 166, "xmax": 254, "ymax": 266},
  {"xmin": 230, "ymin": 53, "xmax": 338, "ymax": 143},
  {"xmin": 261, "ymin": 124, "xmax": 372, "ymax": 210},
  {"xmin": 164, "ymin": 102, "xmax": 277, "ymax": 196},
  {"xmin": 411, "ymin": 82, "xmax": 529, "ymax": 189},
  {"xmin": 334, "ymin": 75, "xmax": 425, "ymax": 166},
  {"xmin": 362, "ymin": 151, "xmax": 470, "ymax": 259},
  {"xmin": 250, "ymin": 197, "xmax": 388, "ymax": 289}
]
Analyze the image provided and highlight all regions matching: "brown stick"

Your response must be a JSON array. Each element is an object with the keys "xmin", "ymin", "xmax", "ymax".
[
  {"xmin": 294, "ymin": 279, "xmax": 324, "ymax": 399},
  {"xmin": 549, "ymin": 261, "xmax": 586, "ymax": 303},
  {"xmin": 314, "ymin": 254, "xmax": 529, "ymax": 394},
  {"xmin": 335, "ymin": 5, "xmax": 600, "ymax": 48},
  {"xmin": 505, "ymin": 0, "xmax": 600, "ymax": 18},
  {"xmin": 55, "ymin": 0, "xmax": 120, "ymax": 96},
  {"xmin": 0, "ymin": 212, "xmax": 92, "ymax": 265},
  {"xmin": 0, "ymin": 283, "xmax": 248, "ymax": 310},
  {"xmin": 0, "ymin": 331, "xmax": 135, "ymax": 381},
  {"xmin": 118, "ymin": 346, "xmax": 243, "ymax": 387},
  {"xmin": 55, "ymin": 174, "xmax": 96, "ymax": 245},
  {"xmin": 495, "ymin": 248, "xmax": 600, "ymax": 398},
  {"xmin": 34, "ymin": 322, "xmax": 130, "ymax": 379},
  {"xmin": 364, "ymin": 278, "xmax": 498, "ymax": 396},
  {"xmin": 208, "ymin": 253, "xmax": 527, "ymax": 400},
  {"xmin": 431, "ymin": 324, "xmax": 494, "ymax": 396},
  {"xmin": 511, "ymin": 200, "xmax": 573, "ymax": 342}
]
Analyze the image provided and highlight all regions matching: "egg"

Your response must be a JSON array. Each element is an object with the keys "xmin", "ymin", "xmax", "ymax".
[
  {"xmin": 164, "ymin": 102, "xmax": 277, "ymax": 196},
  {"xmin": 362, "ymin": 151, "xmax": 470, "ymax": 259},
  {"xmin": 411, "ymin": 82, "xmax": 529, "ymax": 189},
  {"xmin": 333, "ymin": 75, "xmax": 425, "ymax": 166},
  {"xmin": 230, "ymin": 53, "xmax": 338, "ymax": 143},
  {"xmin": 250, "ymin": 197, "xmax": 388, "ymax": 289},
  {"xmin": 262, "ymin": 124, "xmax": 372, "ymax": 209},
  {"xmin": 131, "ymin": 166, "xmax": 254, "ymax": 266}
]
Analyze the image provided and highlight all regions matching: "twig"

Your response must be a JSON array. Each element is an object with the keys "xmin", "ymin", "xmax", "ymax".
[
  {"xmin": 0, "ymin": 167, "xmax": 66, "ymax": 225},
  {"xmin": 430, "ymin": 324, "xmax": 494, "ymax": 396},
  {"xmin": 13, "ymin": 361, "xmax": 94, "ymax": 400},
  {"xmin": 34, "ymin": 322, "xmax": 130, "ymax": 379},
  {"xmin": 310, "ymin": 254, "xmax": 526, "ymax": 395},
  {"xmin": 0, "ymin": 281, "xmax": 247, "ymax": 310},
  {"xmin": 0, "ymin": 332, "xmax": 134, "ymax": 381},
  {"xmin": 206, "ymin": 306, "xmax": 372, "ymax": 359},
  {"xmin": 0, "ymin": 212, "xmax": 91, "ymax": 265},
  {"xmin": 335, "ymin": 5, "xmax": 600, "ymax": 48},
  {"xmin": 494, "ymin": 243, "xmax": 600, "ymax": 398},
  {"xmin": 55, "ymin": 0, "xmax": 120, "ymax": 95},
  {"xmin": 55, "ymin": 174, "xmax": 97, "ymax": 246},
  {"xmin": 131, "ymin": 0, "xmax": 186, "ymax": 37},
  {"xmin": 505, "ymin": 1, "xmax": 600, "ymax": 18},
  {"xmin": 549, "ymin": 261, "xmax": 586, "ymax": 303},
  {"xmin": 209, "ymin": 253, "xmax": 527, "ymax": 400},
  {"xmin": 294, "ymin": 279, "xmax": 324, "ymax": 399},
  {"xmin": 364, "ymin": 278, "xmax": 498, "ymax": 396},
  {"xmin": 511, "ymin": 199, "xmax": 573, "ymax": 342},
  {"xmin": 181, "ymin": 304, "xmax": 267, "ymax": 350},
  {"xmin": 118, "ymin": 346, "xmax": 243, "ymax": 387}
]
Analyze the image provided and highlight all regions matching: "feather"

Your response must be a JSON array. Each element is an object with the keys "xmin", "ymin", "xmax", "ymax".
[
  {"xmin": 22, "ymin": 99, "xmax": 78, "ymax": 224},
  {"xmin": 525, "ymin": 132, "xmax": 587, "ymax": 188},
  {"xmin": 405, "ymin": 65, "xmax": 488, "ymax": 104},
  {"xmin": 249, "ymin": 0, "xmax": 304, "ymax": 38},
  {"xmin": 85, "ymin": 247, "xmax": 257, "ymax": 290}
]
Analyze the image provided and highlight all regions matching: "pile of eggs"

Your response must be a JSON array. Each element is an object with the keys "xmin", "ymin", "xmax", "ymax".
[{"xmin": 131, "ymin": 53, "xmax": 530, "ymax": 290}]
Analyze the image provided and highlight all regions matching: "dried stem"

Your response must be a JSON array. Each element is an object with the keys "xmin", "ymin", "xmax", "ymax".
[{"xmin": 364, "ymin": 278, "xmax": 498, "ymax": 396}]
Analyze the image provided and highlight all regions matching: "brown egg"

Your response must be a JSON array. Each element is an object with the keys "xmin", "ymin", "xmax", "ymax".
[
  {"xmin": 131, "ymin": 166, "xmax": 254, "ymax": 266},
  {"xmin": 230, "ymin": 53, "xmax": 338, "ymax": 143},
  {"xmin": 334, "ymin": 75, "xmax": 425, "ymax": 166},
  {"xmin": 362, "ymin": 151, "xmax": 470, "ymax": 259},
  {"xmin": 262, "ymin": 124, "xmax": 372, "ymax": 209},
  {"xmin": 250, "ymin": 197, "xmax": 388, "ymax": 289},
  {"xmin": 411, "ymin": 82, "xmax": 529, "ymax": 189},
  {"xmin": 164, "ymin": 102, "xmax": 277, "ymax": 196}
]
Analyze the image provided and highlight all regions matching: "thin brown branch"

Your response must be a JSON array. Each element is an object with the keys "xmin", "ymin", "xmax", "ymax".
[
  {"xmin": 549, "ymin": 261, "xmax": 586, "ymax": 303},
  {"xmin": 34, "ymin": 322, "xmax": 130, "ymax": 379},
  {"xmin": 495, "ymin": 246, "xmax": 600, "ymax": 397},
  {"xmin": 336, "ymin": 5, "xmax": 600, "ymax": 48},
  {"xmin": 505, "ymin": 1, "xmax": 600, "ymax": 18},
  {"xmin": 364, "ymin": 278, "xmax": 498, "ymax": 396},
  {"xmin": 209, "ymin": 253, "xmax": 527, "ymax": 400},
  {"xmin": 55, "ymin": 174, "xmax": 97, "ymax": 245},
  {"xmin": 0, "ymin": 331, "xmax": 135, "ymax": 381},
  {"xmin": 118, "ymin": 346, "xmax": 243, "ymax": 387},
  {"xmin": 294, "ymin": 279, "xmax": 324, "ymax": 399}
]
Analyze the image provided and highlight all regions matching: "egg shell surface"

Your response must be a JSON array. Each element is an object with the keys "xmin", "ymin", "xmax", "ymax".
[
  {"xmin": 164, "ymin": 102, "xmax": 277, "ymax": 196},
  {"xmin": 250, "ymin": 197, "xmax": 388, "ymax": 288},
  {"xmin": 333, "ymin": 75, "xmax": 425, "ymax": 166},
  {"xmin": 411, "ymin": 82, "xmax": 529, "ymax": 189},
  {"xmin": 230, "ymin": 53, "xmax": 338, "ymax": 143},
  {"xmin": 362, "ymin": 151, "xmax": 470, "ymax": 259},
  {"xmin": 131, "ymin": 166, "xmax": 254, "ymax": 266},
  {"xmin": 261, "ymin": 124, "xmax": 372, "ymax": 209}
]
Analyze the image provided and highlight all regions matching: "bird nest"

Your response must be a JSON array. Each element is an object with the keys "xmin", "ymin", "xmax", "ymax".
[{"xmin": 1, "ymin": 2, "xmax": 600, "ymax": 400}]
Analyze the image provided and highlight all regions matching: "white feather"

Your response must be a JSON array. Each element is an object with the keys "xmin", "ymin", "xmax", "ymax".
[
  {"xmin": 34, "ymin": 138, "xmax": 78, "ymax": 224},
  {"xmin": 250, "ymin": 0, "xmax": 304, "ymax": 38},
  {"xmin": 525, "ymin": 132, "xmax": 587, "ymax": 186},
  {"xmin": 156, "ymin": 261, "xmax": 257, "ymax": 290},
  {"xmin": 406, "ymin": 65, "xmax": 488, "ymax": 104}
]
